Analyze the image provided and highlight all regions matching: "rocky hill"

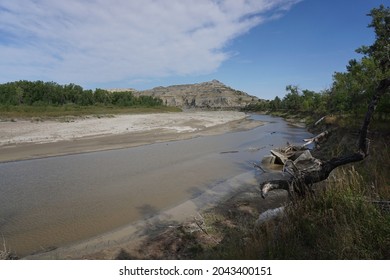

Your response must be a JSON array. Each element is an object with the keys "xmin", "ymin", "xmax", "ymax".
[{"xmin": 133, "ymin": 80, "xmax": 258, "ymax": 109}]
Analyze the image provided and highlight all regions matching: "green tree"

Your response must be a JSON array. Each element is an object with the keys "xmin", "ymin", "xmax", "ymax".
[
  {"xmin": 269, "ymin": 96, "xmax": 281, "ymax": 110},
  {"xmin": 15, "ymin": 87, "xmax": 24, "ymax": 105},
  {"xmin": 360, "ymin": 5, "xmax": 390, "ymax": 119},
  {"xmin": 301, "ymin": 89, "xmax": 317, "ymax": 112},
  {"xmin": 357, "ymin": 5, "xmax": 390, "ymax": 73},
  {"xmin": 94, "ymin": 89, "xmax": 111, "ymax": 105},
  {"xmin": 282, "ymin": 85, "xmax": 302, "ymax": 111},
  {"xmin": 330, "ymin": 5, "xmax": 390, "ymax": 117}
]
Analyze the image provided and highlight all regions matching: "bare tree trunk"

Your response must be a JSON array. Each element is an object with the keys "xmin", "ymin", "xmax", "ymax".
[{"xmin": 260, "ymin": 78, "xmax": 390, "ymax": 198}]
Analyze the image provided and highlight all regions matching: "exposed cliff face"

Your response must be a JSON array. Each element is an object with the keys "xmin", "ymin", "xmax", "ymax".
[{"xmin": 134, "ymin": 80, "xmax": 258, "ymax": 109}]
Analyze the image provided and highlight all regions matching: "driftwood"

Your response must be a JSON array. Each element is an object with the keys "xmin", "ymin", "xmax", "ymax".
[
  {"xmin": 314, "ymin": 116, "xmax": 326, "ymax": 126},
  {"xmin": 259, "ymin": 77, "xmax": 390, "ymax": 199},
  {"xmin": 302, "ymin": 130, "xmax": 330, "ymax": 147}
]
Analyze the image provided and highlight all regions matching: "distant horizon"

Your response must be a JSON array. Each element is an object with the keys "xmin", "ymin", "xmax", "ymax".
[
  {"xmin": 2, "ymin": 78, "xmax": 264, "ymax": 100},
  {"xmin": 1, "ymin": 0, "xmax": 386, "ymax": 99}
]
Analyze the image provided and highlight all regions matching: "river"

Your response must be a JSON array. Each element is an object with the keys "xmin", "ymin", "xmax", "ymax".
[{"xmin": 0, "ymin": 115, "xmax": 312, "ymax": 257}]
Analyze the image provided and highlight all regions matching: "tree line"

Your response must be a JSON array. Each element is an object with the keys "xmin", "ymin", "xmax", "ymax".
[
  {"xmin": 0, "ymin": 80, "xmax": 163, "ymax": 107},
  {"xmin": 245, "ymin": 5, "xmax": 390, "ymax": 120}
]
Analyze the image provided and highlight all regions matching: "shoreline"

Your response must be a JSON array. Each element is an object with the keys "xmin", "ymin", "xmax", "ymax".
[
  {"xmin": 2, "ymin": 111, "xmax": 270, "ymax": 259},
  {"xmin": 25, "ymin": 170, "xmax": 265, "ymax": 259},
  {"xmin": 0, "ymin": 111, "xmax": 263, "ymax": 163}
]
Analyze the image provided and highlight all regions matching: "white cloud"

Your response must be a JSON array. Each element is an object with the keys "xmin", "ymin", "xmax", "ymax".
[{"xmin": 0, "ymin": 0, "xmax": 300, "ymax": 85}]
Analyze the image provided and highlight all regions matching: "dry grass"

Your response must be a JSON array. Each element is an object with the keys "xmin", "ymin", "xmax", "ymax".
[
  {"xmin": 114, "ymin": 116, "xmax": 390, "ymax": 260},
  {"xmin": 66, "ymin": 113, "xmax": 389, "ymax": 260},
  {"xmin": 240, "ymin": 117, "xmax": 390, "ymax": 260},
  {"xmin": 250, "ymin": 167, "xmax": 390, "ymax": 259},
  {"xmin": 0, "ymin": 104, "xmax": 181, "ymax": 120},
  {"xmin": 191, "ymin": 116, "xmax": 390, "ymax": 259}
]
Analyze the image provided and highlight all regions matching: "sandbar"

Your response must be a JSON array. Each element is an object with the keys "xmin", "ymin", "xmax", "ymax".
[{"xmin": 0, "ymin": 111, "xmax": 263, "ymax": 162}]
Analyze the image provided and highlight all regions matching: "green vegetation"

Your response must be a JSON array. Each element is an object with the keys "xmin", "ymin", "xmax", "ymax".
[
  {"xmin": 184, "ymin": 5, "xmax": 390, "ymax": 260},
  {"xmin": 251, "ymin": 138, "xmax": 390, "ymax": 259},
  {"xmin": 183, "ymin": 125, "xmax": 389, "ymax": 260},
  {"xmin": 114, "ymin": 5, "xmax": 389, "ymax": 260},
  {"xmin": 244, "ymin": 5, "xmax": 390, "ymax": 123},
  {"xmin": 0, "ymin": 81, "xmax": 163, "ymax": 107},
  {"xmin": 0, "ymin": 80, "xmax": 180, "ymax": 119},
  {"xmin": 1, "ymin": 4, "xmax": 388, "ymax": 260}
]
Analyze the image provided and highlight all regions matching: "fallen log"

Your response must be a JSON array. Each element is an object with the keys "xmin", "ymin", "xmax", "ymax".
[{"xmin": 259, "ymin": 77, "xmax": 390, "ymax": 199}]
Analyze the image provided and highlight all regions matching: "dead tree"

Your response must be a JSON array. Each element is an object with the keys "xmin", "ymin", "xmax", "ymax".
[{"xmin": 260, "ymin": 77, "xmax": 390, "ymax": 199}]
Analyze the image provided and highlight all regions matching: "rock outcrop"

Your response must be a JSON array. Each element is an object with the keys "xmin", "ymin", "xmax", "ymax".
[{"xmin": 134, "ymin": 80, "xmax": 258, "ymax": 109}]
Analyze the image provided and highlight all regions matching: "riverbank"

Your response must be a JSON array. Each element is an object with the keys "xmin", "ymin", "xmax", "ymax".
[
  {"xmin": 179, "ymin": 113, "xmax": 390, "ymax": 260},
  {"xmin": 17, "ymin": 114, "xmax": 303, "ymax": 260},
  {"xmin": 102, "ymin": 114, "xmax": 390, "ymax": 260},
  {"xmin": 2, "ymin": 111, "xmax": 282, "ymax": 259},
  {"xmin": 0, "ymin": 111, "xmax": 261, "ymax": 162},
  {"xmin": 25, "ymin": 170, "xmax": 290, "ymax": 260}
]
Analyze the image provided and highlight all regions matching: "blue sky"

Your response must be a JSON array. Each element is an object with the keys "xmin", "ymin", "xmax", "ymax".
[{"xmin": 0, "ymin": 0, "xmax": 386, "ymax": 100}]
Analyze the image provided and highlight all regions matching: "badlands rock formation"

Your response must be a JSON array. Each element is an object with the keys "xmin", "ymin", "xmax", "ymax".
[{"xmin": 117, "ymin": 80, "xmax": 259, "ymax": 109}]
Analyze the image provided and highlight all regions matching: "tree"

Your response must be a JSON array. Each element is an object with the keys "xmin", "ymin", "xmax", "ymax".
[
  {"xmin": 260, "ymin": 5, "xmax": 390, "ymax": 199},
  {"xmin": 301, "ymin": 89, "xmax": 316, "ymax": 112},
  {"xmin": 94, "ymin": 89, "xmax": 111, "ymax": 105},
  {"xmin": 282, "ymin": 85, "xmax": 302, "ymax": 111},
  {"xmin": 14, "ymin": 87, "xmax": 24, "ymax": 105},
  {"xmin": 361, "ymin": 5, "xmax": 390, "ymax": 119},
  {"xmin": 357, "ymin": 5, "xmax": 390, "ymax": 73},
  {"xmin": 270, "ymin": 96, "xmax": 281, "ymax": 110}
]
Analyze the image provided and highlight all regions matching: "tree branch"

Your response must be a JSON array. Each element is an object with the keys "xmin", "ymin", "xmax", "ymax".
[{"xmin": 260, "ymin": 77, "xmax": 390, "ymax": 198}]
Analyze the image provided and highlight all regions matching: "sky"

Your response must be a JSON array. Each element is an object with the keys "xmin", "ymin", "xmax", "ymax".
[{"xmin": 0, "ymin": 0, "xmax": 386, "ymax": 100}]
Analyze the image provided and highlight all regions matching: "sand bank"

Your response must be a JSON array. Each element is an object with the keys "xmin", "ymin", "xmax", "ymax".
[{"xmin": 0, "ymin": 111, "xmax": 263, "ymax": 162}]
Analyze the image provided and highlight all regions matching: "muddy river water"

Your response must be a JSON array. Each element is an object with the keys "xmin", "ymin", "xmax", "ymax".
[{"xmin": 0, "ymin": 115, "xmax": 312, "ymax": 257}]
